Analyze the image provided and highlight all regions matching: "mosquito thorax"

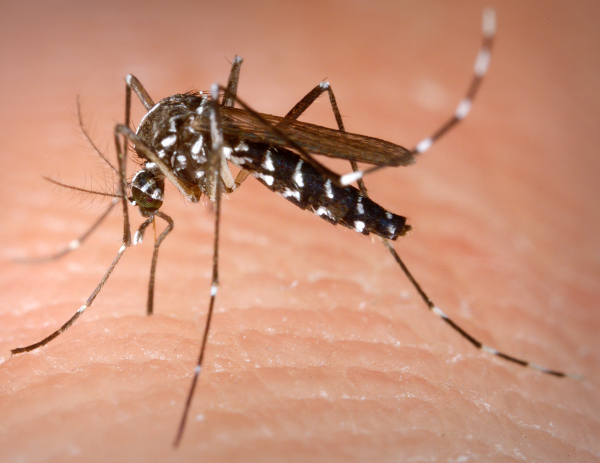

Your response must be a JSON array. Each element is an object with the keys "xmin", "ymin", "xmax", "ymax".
[{"xmin": 134, "ymin": 92, "xmax": 213, "ymax": 198}]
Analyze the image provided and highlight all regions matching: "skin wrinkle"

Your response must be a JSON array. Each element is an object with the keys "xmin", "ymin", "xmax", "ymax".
[{"xmin": 1, "ymin": 1, "xmax": 598, "ymax": 462}]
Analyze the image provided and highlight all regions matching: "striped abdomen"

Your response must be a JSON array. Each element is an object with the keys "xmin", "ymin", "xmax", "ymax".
[{"xmin": 229, "ymin": 142, "xmax": 410, "ymax": 240}]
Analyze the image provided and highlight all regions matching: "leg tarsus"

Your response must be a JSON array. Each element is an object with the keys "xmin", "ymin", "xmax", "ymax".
[
  {"xmin": 343, "ymin": 9, "xmax": 497, "ymax": 184},
  {"xmin": 141, "ymin": 212, "xmax": 174, "ymax": 316},
  {"xmin": 11, "ymin": 242, "xmax": 129, "ymax": 355}
]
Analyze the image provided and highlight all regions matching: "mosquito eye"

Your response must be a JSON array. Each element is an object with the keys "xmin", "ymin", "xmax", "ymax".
[{"xmin": 131, "ymin": 170, "xmax": 165, "ymax": 215}]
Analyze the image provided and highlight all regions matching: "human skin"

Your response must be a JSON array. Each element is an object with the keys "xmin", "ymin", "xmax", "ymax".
[{"xmin": 0, "ymin": 1, "xmax": 598, "ymax": 462}]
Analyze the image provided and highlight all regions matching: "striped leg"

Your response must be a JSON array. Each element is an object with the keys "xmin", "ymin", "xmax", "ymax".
[
  {"xmin": 295, "ymin": 9, "xmax": 575, "ymax": 378},
  {"xmin": 340, "ymin": 8, "xmax": 496, "ymax": 186},
  {"xmin": 11, "ymin": 133, "xmax": 138, "ymax": 355},
  {"xmin": 379, "ymin": 240, "xmax": 579, "ymax": 378},
  {"xmin": 174, "ymin": 84, "xmax": 226, "ymax": 447},
  {"xmin": 16, "ymin": 100, "xmax": 122, "ymax": 264}
]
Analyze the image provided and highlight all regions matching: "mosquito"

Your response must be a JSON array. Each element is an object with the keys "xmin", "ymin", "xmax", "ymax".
[{"xmin": 11, "ymin": 8, "xmax": 579, "ymax": 447}]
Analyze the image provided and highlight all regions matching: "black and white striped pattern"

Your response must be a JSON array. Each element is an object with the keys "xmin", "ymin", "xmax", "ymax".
[
  {"xmin": 230, "ymin": 143, "xmax": 410, "ymax": 240},
  {"xmin": 11, "ymin": 9, "xmax": 581, "ymax": 450},
  {"xmin": 133, "ymin": 92, "xmax": 410, "ymax": 241},
  {"xmin": 341, "ymin": 7, "xmax": 497, "ymax": 186}
]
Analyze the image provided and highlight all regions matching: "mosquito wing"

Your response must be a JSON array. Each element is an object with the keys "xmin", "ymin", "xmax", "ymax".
[{"xmin": 193, "ymin": 107, "xmax": 415, "ymax": 167}]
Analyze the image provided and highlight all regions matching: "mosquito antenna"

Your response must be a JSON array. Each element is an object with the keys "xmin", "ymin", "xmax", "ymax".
[
  {"xmin": 15, "ymin": 199, "xmax": 119, "ymax": 263},
  {"xmin": 77, "ymin": 96, "xmax": 119, "ymax": 175}
]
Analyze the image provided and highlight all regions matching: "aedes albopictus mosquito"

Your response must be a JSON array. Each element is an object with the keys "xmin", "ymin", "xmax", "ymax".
[{"xmin": 12, "ymin": 9, "xmax": 579, "ymax": 446}]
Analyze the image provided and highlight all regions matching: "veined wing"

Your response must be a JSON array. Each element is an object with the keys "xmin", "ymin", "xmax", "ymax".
[{"xmin": 192, "ymin": 107, "xmax": 415, "ymax": 167}]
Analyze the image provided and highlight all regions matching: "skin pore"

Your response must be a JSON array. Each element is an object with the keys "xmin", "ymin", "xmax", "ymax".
[{"xmin": 1, "ymin": 1, "xmax": 597, "ymax": 461}]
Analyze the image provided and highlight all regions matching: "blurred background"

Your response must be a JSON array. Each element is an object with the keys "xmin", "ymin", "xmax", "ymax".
[{"xmin": 1, "ymin": 1, "xmax": 598, "ymax": 462}]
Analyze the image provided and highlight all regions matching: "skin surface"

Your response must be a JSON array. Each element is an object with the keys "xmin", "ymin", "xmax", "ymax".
[{"xmin": 1, "ymin": 0, "xmax": 598, "ymax": 462}]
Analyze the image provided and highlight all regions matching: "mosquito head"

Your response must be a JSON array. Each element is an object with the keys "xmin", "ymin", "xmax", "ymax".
[{"xmin": 131, "ymin": 169, "xmax": 165, "ymax": 217}]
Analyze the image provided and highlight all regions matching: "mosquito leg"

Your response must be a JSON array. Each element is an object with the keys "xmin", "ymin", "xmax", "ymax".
[
  {"xmin": 215, "ymin": 85, "xmax": 344, "ymax": 186},
  {"xmin": 11, "ymin": 241, "xmax": 130, "ymax": 355},
  {"xmin": 114, "ymin": 129, "xmax": 132, "ymax": 247},
  {"xmin": 232, "ymin": 169, "xmax": 250, "ymax": 190},
  {"xmin": 174, "ymin": 84, "xmax": 225, "ymax": 447},
  {"xmin": 117, "ymin": 77, "xmax": 194, "ymax": 317},
  {"xmin": 11, "ymin": 77, "xmax": 156, "ymax": 353},
  {"xmin": 340, "ymin": 8, "xmax": 496, "ymax": 186},
  {"xmin": 412, "ymin": 8, "xmax": 495, "ymax": 154},
  {"xmin": 283, "ymin": 80, "xmax": 369, "ymax": 195},
  {"xmin": 295, "ymin": 10, "xmax": 574, "ymax": 379},
  {"xmin": 132, "ymin": 211, "xmax": 174, "ymax": 316},
  {"xmin": 115, "ymin": 74, "xmax": 150, "ymax": 248},
  {"xmin": 16, "ymin": 199, "xmax": 119, "ymax": 263},
  {"xmin": 117, "ymin": 74, "xmax": 158, "ymax": 247},
  {"xmin": 222, "ymin": 55, "xmax": 244, "ymax": 108},
  {"xmin": 219, "ymin": 55, "xmax": 255, "ymax": 194},
  {"xmin": 125, "ymin": 74, "xmax": 155, "ymax": 112},
  {"xmin": 379, "ymin": 240, "xmax": 579, "ymax": 379}
]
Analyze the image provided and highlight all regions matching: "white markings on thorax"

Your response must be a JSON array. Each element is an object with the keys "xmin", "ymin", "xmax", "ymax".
[
  {"xmin": 175, "ymin": 154, "xmax": 187, "ymax": 168},
  {"xmin": 191, "ymin": 136, "xmax": 203, "ymax": 155},
  {"xmin": 235, "ymin": 141, "xmax": 249, "ymax": 152},
  {"xmin": 161, "ymin": 134, "xmax": 177, "ymax": 148}
]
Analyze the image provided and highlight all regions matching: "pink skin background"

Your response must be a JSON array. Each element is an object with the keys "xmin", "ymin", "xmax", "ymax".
[{"xmin": 1, "ymin": 0, "xmax": 599, "ymax": 461}]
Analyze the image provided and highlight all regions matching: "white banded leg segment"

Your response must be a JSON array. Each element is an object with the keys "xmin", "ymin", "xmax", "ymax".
[
  {"xmin": 481, "ymin": 345, "xmax": 498, "ymax": 356},
  {"xmin": 415, "ymin": 137, "xmax": 433, "ymax": 154},
  {"xmin": 482, "ymin": 8, "xmax": 496, "ymax": 38},
  {"xmin": 16, "ymin": 198, "xmax": 120, "ymax": 264},
  {"xmin": 340, "ymin": 170, "xmax": 364, "ymax": 186},
  {"xmin": 431, "ymin": 305, "xmax": 448, "ymax": 319},
  {"xmin": 340, "ymin": 9, "xmax": 496, "ymax": 185},
  {"xmin": 175, "ymin": 82, "xmax": 226, "ymax": 447},
  {"xmin": 67, "ymin": 239, "xmax": 81, "ymax": 251},
  {"xmin": 526, "ymin": 365, "xmax": 582, "ymax": 380},
  {"xmin": 427, "ymin": 304, "xmax": 573, "ymax": 378},
  {"xmin": 474, "ymin": 48, "xmax": 491, "ymax": 77},
  {"xmin": 454, "ymin": 99, "xmax": 472, "ymax": 120},
  {"xmin": 11, "ymin": 242, "xmax": 129, "ymax": 355}
]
